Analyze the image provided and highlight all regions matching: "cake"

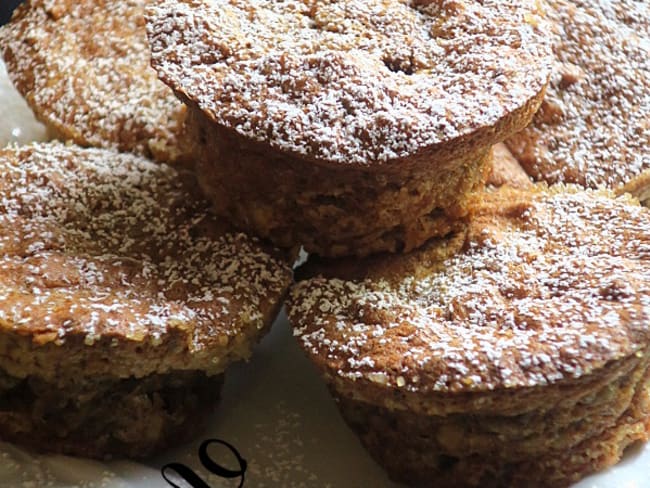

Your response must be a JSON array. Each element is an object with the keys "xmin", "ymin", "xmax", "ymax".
[
  {"xmin": 289, "ymin": 185, "xmax": 650, "ymax": 487},
  {"xmin": 147, "ymin": 0, "xmax": 552, "ymax": 257},
  {"xmin": 0, "ymin": 143, "xmax": 293, "ymax": 459},
  {"xmin": 505, "ymin": 0, "xmax": 650, "ymax": 189},
  {"xmin": 0, "ymin": 0, "xmax": 189, "ymax": 165}
]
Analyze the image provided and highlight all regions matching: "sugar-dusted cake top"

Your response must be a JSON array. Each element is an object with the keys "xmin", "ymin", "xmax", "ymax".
[
  {"xmin": 147, "ymin": 0, "xmax": 552, "ymax": 166},
  {"xmin": 290, "ymin": 187, "xmax": 650, "ymax": 394},
  {"xmin": 506, "ymin": 0, "xmax": 650, "ymax": 188},
  {"xmin": 0, "ymin": 0, "xmax": 187, "ymax": 163},
  {"xmin": 0, "ymin": 143, "xmax": 293, "ymax": 376}
]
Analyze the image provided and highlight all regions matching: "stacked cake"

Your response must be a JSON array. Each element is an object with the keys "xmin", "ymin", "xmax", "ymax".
[
  {"xmin": 1, "ymin": 0, "xmax": 649, "ymax": 486},
  {"xmin": 0, "ymin": 0, "xmax": 294, "ymax": 459}
]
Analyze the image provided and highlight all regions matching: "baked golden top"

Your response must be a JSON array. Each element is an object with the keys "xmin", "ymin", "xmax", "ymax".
[
  {"xmin": 289, "ymin": 187, "xmax": 650, "ymax": 394},
  {"xmin": 506, "ymin": 0, "xmax": 650, "ymax": 188},
  {"xmin": 147, "ymin": 0, "xmax": 552, "ymax": 166},
  {"xmin": 0, "ymin": 0, "xmax": 186, "ymax": 163},
  {"xmin": 0, "ymin": 143, "xmax": 292, "ymax": 366}
]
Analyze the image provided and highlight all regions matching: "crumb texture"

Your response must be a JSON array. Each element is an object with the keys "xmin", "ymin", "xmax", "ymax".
[
  {"xmin": 190, "ymin": 107, "xmax": 489, "ymax": 258},
  {"xmin": 0, "ymin": 371, "xmax": 223, "ymax": 459},
  {"xmin": 506, "ymin": 0, "xmax": 650, "ymax": 188},
  {"xmin": 147, "ymin": 0, "xmax": 552, "ymax": 165},
  {"xmin": 0, "ymin": 0, "xmax": 187, "ymax": 163},
  {"xmin": 289, "ymin": 188, "xmax": 650, "ymax": 393}
]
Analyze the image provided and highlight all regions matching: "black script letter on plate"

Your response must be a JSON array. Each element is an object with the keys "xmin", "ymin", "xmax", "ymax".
[{"xmin": 161, "ymin": 438, "xmax": 247, "ymax": 488}]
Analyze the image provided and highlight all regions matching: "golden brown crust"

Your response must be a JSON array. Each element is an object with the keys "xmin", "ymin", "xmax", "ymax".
[
  {"xmin": 289, "ymin": 186, "xmax": 650, "ymax": 400},
  {"xmin": 0, "ymin": 0, "xmax": 188, "ymax": 165},
  {"xmin": 505, "ymin": 0, "xmax": 650, "ymax": 189},
  {"xmin": 0, "ymin": 143, "xmax": 293, "ymax": 383},
  {"xmin": 147, "ymin": 0, "xmax": 552, "ymax": 168}
]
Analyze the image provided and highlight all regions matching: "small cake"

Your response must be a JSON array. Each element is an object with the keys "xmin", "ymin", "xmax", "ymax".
[
  {"xmin": 288, "ymin": 186, "xmax": 650, "ymax": 487},
  {"xmin": 0, "ymin": 143, "xmax": 293, "ymax": 459},
  {"xmin": 147, "ymin": 0, "xmax": 552, "ymax": 257},
  {"xmin": 505, "ymin": 0, "xmax": 650, "ymax": 189},
  {"xmin": 0, "ymin": 0, "xmax": 188, "ymax": 165}
]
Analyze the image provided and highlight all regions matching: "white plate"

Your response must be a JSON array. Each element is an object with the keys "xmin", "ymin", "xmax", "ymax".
[
  {"xmin": 0, "ymin": 60, "xmax": 47, "ymax": 145},
  {"xmin": 1, "ymin": 60, "xmax": 650, "ymax": 488}
]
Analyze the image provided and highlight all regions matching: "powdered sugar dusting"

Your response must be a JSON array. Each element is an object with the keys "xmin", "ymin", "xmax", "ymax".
[
  {"xmin": 289, "ymin": 189, "xmax": 650, "ymax": 393},
  {"xmin": 506, "ymin": 0, "xmax": 650, "ymax": 188},
  {"xmin": 0, "ymin": 143, "xmax": 292, "ymax": 356},
  {"xmin": 0, "ymin": 0, "xmax": 186, "ymax": 163},
  {"xmin": 147, "ymin": 0, "xmax": 552, "ymax": 165}
]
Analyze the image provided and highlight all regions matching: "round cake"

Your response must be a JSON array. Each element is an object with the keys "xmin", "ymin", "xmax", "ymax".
[
  {"xmin": 147, "ymin": 0, "xmax": 553, "ymax": 257},
  {"xmin": 0, "ymin": 0, "xmax": 189, "ymax": 165},
  {"xmin": 289, "ymin": 186, "xmax": 650, "ymax": 487},
  {"xmin": 0, "ymin": 143, "xmax": 293, "ymax": 459}
]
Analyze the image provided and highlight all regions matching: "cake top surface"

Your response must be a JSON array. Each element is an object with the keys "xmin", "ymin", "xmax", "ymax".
[
  {"xmin": 0, "ymin": 0, "xmax": 187, "ymax": 164},
  {"xmin": 289, "ymin": 187, "xmax": 650, "ymax": 394},
  {"xmin": 506, "ymin": 0, "xmax": 650, "ymax": 189},
  {"xmin": 147, "ymin": 0, "xmax": 552, "ymax": 166},
  {"xmin": 0, "ymin": 143, "xmax": 292, "ymax": 358}
]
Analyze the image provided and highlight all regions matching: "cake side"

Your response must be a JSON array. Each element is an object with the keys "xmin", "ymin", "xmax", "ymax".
[{"xmin": 505, "ymin": 0, "xmax": 650, "ymax": 189}]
